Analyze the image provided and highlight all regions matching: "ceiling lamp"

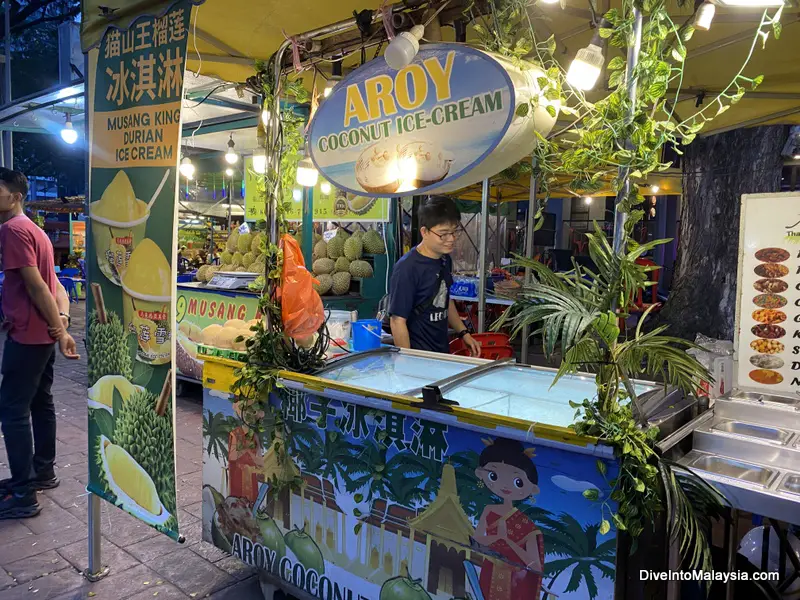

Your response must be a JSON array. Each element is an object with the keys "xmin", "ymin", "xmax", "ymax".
[
  {"xmin": 584, "ymin": 196, "xmax": 593, "ymax": 205},
  {"xmin": 384, "ymin": 25, "xmax": 424, "ymax": 70},
  {"xmin": 651, "ymin": 185, "xmax": 660, "ymax": 193},
  {"xmin": 320, "ymin": 181, "xmax": 332, "ymax": 195},
  {"xmin": 296, "ymin": 154, "xmax": 319, "ymax": 187},
  {"xmin": 60, "ymin": 114, "xmax": 78, "ymax": 144},
  {"xmin": 324, "ymin": 60, "xmax": 344, "ymax": 98},
  {"xmin": 252, "ymin": 149, "xmax": 268, "ymax": 174},
  {"xmin": 179, "ymin": 157, "xmax": 195, "ymax": 180},
  {"xmin": 695, "ymin": 1, "xmax": 715, "ymax": 30},
  {"xmin": 225, "ymin": 134, "xmax": 238, "ymax": 164},
  {"xmin": 225, "ymin": 167, "xmax": 234, "ymax": 177},
  {"xmin": 567, "ymin": 36, "xmax": 605, "ymax": 91}
]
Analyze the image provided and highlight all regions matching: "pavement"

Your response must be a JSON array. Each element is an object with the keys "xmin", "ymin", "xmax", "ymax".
[{"xmin": 0, "ymin": 301, "xmax": 263, "ymax": 600}]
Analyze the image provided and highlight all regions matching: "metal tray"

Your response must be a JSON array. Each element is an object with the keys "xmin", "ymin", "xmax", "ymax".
[
  {"xmin": 780, "ymin": 474, "xmax": 800, "ymax": 496},
  {"xmin": 687, "ymin": 453, "xmax": 777, "ymax": 488},
  {"xmin": 711, "ymin": 420, "xmax": 793, "ymax": 445},
  {"xmin": 760, "ymin": 394, "xmax": 800, "ymax": 407}
]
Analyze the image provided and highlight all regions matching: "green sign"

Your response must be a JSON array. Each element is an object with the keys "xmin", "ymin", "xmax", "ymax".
[{"xmin": 86, "ymin": 3, "xmax": 192, "ymax": 541}]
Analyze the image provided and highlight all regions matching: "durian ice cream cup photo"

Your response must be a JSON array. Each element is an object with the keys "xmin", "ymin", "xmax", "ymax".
[
  {"xmin": 88, "ymin": 375, "xmax": 146, "ymax": 414},
  {"xmin": 90, "ymin": 171, "xmax": 151, "ymax": 286},
  {"xmin": 97, "ymin": 435, "xmax": 172, "ymax": 527},
  {"xmin": 121, "ymin": 239, "xmax": 172, "ymax": 365}
]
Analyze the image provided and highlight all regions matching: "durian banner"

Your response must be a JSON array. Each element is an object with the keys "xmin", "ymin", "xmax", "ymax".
[{"xmin": 85, "ymin": 1, "xmax": 193, "ymax": 541}]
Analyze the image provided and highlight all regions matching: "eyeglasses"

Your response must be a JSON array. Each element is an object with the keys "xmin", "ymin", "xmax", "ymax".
[{"xmin": 427, "ymin": 228, "xmax": 462, "ymax": 242}]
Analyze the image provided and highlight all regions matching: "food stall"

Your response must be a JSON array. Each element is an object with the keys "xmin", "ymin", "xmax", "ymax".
[{"xmin": 201, "ymin": 346, "xmax": 666, "ymax": 600}]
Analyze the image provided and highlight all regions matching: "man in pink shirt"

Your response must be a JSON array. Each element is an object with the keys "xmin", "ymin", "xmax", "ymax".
[{"xmin": 0, "ymin": 168, "xmax": 79, "ymax": 519}]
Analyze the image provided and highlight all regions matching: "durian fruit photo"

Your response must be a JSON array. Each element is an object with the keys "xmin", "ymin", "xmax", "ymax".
[
  {"xmin": 98, "ymin": 435, "xmax": 172, "ymax": 526},
  {"xmin": 87, "ymin": 375, "xmax": 144, "ymax": 414},
  {"xmin": 88, "ymin": 284, "xmax": 133, "ymax": 387}
]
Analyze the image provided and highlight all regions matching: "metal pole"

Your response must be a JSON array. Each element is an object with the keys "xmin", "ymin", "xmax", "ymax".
[
  {"xmin": 611, "ymin": 8, "xmax": 643, "ymax": 253},
  {"xmin": 478, "ymin": 179, "xmax": 490, "ymax": 333},
  {"xmin": 520, "ymin": 164, "xmax": 538, "ymax": 364},
  {"xmin": 301, "ymin": 186, "xmax": 314, "ymax": 263},
  {"xmin": 84, "ymin": 493, "xmax": 110, "ymax": 580},
  {"xmin": 3, "ymin": 2, "xmax": 12, "ymax": 169}
]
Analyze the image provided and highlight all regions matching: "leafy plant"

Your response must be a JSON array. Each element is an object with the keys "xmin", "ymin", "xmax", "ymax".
[{"xmin": 495, "ymin": 222, "xmax": 727, "ymax": 569}]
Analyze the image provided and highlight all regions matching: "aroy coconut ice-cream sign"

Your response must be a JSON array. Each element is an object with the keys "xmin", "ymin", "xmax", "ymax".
[
  {"xmin": 309, "ymin": 43, "xmax": 558, "ymax": 198},
  {"xmin": 85, "ymin": 2, "xmax": 192, "ymax": 541}
]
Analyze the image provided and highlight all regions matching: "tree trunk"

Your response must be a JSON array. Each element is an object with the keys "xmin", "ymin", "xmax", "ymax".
[{"xmin": 660, "ymin": 126, "xmax": 787, "ymax": 341}]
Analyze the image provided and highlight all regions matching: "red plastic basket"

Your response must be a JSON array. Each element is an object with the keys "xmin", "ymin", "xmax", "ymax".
[{"xmin": 450, "ymin": 333, "xmax": 514, "ymax": 360}]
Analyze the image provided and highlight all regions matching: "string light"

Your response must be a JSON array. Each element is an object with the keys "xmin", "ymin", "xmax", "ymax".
[
  {"xmin": 584, "ymin": 196, "xmax": 593, "ymax": 205},
  {"xmin": 224, "ymin": 134, "xmax": 238, "ymax": 164},
  {"xmin": 180, "ymin": 157, "xmax": 195, "ymax": 180},
  {"xmin": 651, "ymin": 185, "xmax": 660, "ymax": 194},
  {"xmin": 296, "ymin": 154, "xmax": 319, "ymax": 187},
  {"xmin": 320, "ymin": 181, "xmax": 332, "ymax": 195},
  {"xmin": 225, "ymin": 167, "xmax": 234, "ymax": 177},
  {"xmin": 60, "ymin": 114, "xmax": 78, "ymax": 144}
]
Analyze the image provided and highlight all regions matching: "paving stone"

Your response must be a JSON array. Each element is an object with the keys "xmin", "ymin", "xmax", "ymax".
[
  {"xmin": 2, "ymin": 550, "xmax": 69, "ymax": 585},
  {"xmin": 148, "ymin": 550, "xmax": 235, "ymax": 598},
  {"xmin": 0, "ymin": 565, "xmax": 84, "ymax": 600},
  {"xmin": 179, "ymin": 516, "xmax": 203, "ymax": 546},
  {"xmin": 56, "ymin": 536, "xmax": 140, "ymax": 575},
  {"xmin": 0, "ymin": 524, "xmax": 87, "ymax": 566},
  {"xmin": 214, "ymin": 555, "xmax": 258, "ymax": 581},
  {"xmin": 41, "ymin": 476, "xmax": 89, "ymax": 510},
  {"xmin": 24, "ymin": 496, "xmax": 84, "ymax": 535},
  {"xmin": 0, "ymin": 569, "xmax": 16, "ymax": 590},
  {"xmin": 188, "ymin": 541, "xmax": 229, "ymax": 564},
  {"xmin": 101, "ymin": 510, "xmax": 161, "ymax": 547},
  {"xmin": 125, "ymin": 534, "xmax": 191, "ymax": 564},
  {"xmin": 79, "ymin": 563, "xmax": 171, "ymax": 600},
  {"xmin": 124, "ymin": 581, "xmax": 189, "ymax": 600},
  {"xmin": 0, "ymin": 519, "xmax": 35, "ymax": 543},
  {"xmin": 182, "ymin": 502, "xmax": 203, "ymax": 521}
]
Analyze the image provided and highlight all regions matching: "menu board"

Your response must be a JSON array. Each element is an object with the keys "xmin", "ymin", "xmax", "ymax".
[{"xmin": 736, "ymin": 193, "xmax": 800, "ymax": 393}]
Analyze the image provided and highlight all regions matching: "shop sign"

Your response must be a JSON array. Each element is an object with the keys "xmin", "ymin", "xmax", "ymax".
[
  {"xmin": 175, "ymin": 287, "xmax": 260, "ymax": 380},
  {"xmin": 202, "ymin": 386, "xmax": 618, "ymax": 600},
  {"xmin": 736, "ymin": 193, "xmax": 800, "ymax": 393},
  {"xmin": 308, "ymin": 44, "xmax": 515, "ymax": 198},
  {"xmin": 244, "ymin": 157, "xmax": 390, "ymax": 222},
  {"xmin": 85, "ymin": 2, "xmax": 192, "ymax": 541}
]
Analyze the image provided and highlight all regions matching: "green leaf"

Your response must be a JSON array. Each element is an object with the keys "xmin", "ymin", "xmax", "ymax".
[
  {"xmin": 634, "ymin": 478, "xmax": 646, "ymax": 493},
  {"xmin": 111, "ymin": 387, "xmax": 124, "ymax": 430},
  {"xmin": 546, "ymin": 105, "xmax": 557, "ymax": 118},
  {"xmin": 599, "ymin": 519, "xmax": 611, "ymax": 535},
  {"xmin": 612, "ymin": 513, "xmax": 627, "ymax": 531},
  {"xmin": 92, "ymin": 408, "xmax": 116, "ymax": 441},
  {"xmin": 354, "ymin": 522, "xmax": 363, "ymax": 535},
  {"xmin": 353, "ymin": 508, "xmax": 362, "ymax": 517},
  {"xmin": 546, "ymin": 34, "xmax": 557, "ymax": 55},
  {"xmin": 607, "ymin": 56, "xmax": 625, "ymax": 71},
  {"xmin": 599, "ymin": 28, "xmax": 614, "ymax": 39},
  {"xmin": 583, "ymin": 488, "xmax": 599, "ymax": 501},
  {"xmin": 772, "ymin": 20, "xmax": 782, "ymax": 39},
  {"xmin": 670, "ymin": 46, "xmax": 686, "ymax": 63},
  {"xmin": 716, "ymin": 104, "xmax": 730, "ymax": 116},
  {"xmin": 681, "ymin": 25, "xmax": 695, "ymax": 42},
  {"xmin": 596, "ymin": 460, "xmax": 608, "ymax": 476},
  {"xmin": 752, "ymin": 75, "xmax": 764, "ymax": 90},
  {"xmin": 608, "ymin": 70, "xmax": 624, "ymax": 89},
  {"xmin": 515, "ymin": 103, "xmax": 530, "ymax": 118},
  {"xmin": 648, "ymin": 81, "xmax": 667, "ymax": 102},
  {"xmin": 354, "ymin": 493, "xmax": 364, "ymax": 503}
]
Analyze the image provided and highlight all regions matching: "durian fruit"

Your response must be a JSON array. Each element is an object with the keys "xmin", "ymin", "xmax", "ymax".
[
  {"xmin": 232, "ymin": 252, "xmax": 243, "ymax": 267},
  {"xmin": 214, "ymin": 327, "xmax": 240, "ymax": 349},
  {"xmin": 224, "ymin": 319, "xmax": 250, "ymax": 331},
  {"xmin": 100, "ymin": 438, "xmax": 162, "ymax": 515},
  {"xmin": 348, "ymin": 195, "xmax": 378, "ymax": 215},
  {"xmin": 352, "ymin": 230, "xmax": 364, "ymax": 241},
  {"xmin": 327, "ymin": 236, "xmax": 345, "ymax": 259},
  {"xmin": 313, "ymin": 240, "xmax": 327, "ymax": 260},
  {"xmin": 250, "ymin": 232, "xmax": 264, "ymax": 255},
  {"xmin": 237, "ymin": 232, "xmax": 252, "ymax": 254},
  {"xmin": 113, "ymin": 390, "xmax": 176, "ymax": 517},
  {"xmin": 226, "ymin": 230, "xmax": 240, "ymax": 253},
  {"xmin": 236, "ymin": 266, "xmax": 248, "ymax": 272},
  {"xmin": 312, "ymin": 258, "xmax": 335, "ymax": 275},
  {"xmin": 349, "ymin": 260, "xmax": 374, "ymax": 278},
  {"xmin": 334, "ymin": 257, "xmax": 351, "ymax": 273},
  {"xmin": 344, "ymin": 236, "xmax": 363, "ymax": 261},
  {"xmin": 331, "ymin": 272, "xmax": 351, "ymax": 295},
  {"xmin": 196, "ymin": 265, "xmax": 210, "ymax": 282},
  {"xmin": 220, "ymin": 251, "xmax": 233, "ymax": 265},
  {"xmin": 242, "ymin": 252, "xmax": 255, "ymax": 268},
  {"xmin": 313, "ymin": 274, "xmax": 333, "ymax": 295},
  {"xmin": 363, "ymin": 230, "xmax": 386, "ymax": 254},
  {"xmin": 207, "ymin": 266, "xmax": 220, "ymax": 281},
  {"xmin": 254, "ymin": 262, "xmax": 266, "ymax": 276},
  {"xmin": 336, "ymin": 228, "xmax": 349, "ymax": 239},
  {"xmin": 88, "ymin": 309, "xmax": 132, "ymax": 387},
  {"xmin": 313, "ymin": 232, "xmax": 322, "ymax": 245},
  {"xmin": 201, "ymin": 324, "xmax": 223, "ymax": 345}
]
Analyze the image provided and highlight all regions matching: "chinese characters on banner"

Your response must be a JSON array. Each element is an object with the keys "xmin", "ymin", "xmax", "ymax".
[{"xmin": 86, "ymin": 2, "xmax": 192, "ymax": 541}]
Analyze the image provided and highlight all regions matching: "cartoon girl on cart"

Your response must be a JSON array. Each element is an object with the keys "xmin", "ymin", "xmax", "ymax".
[{"xmin": 471, "ymin": 438, "xmax": 545, "ymax": 600}]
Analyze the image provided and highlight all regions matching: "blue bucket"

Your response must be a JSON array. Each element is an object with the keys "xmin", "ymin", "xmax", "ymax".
[{"xmin": 352, "ymin": 319, "xmax": 382, "ymax": 351}]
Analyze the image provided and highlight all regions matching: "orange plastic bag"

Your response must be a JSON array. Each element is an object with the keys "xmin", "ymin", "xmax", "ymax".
[{"xmin": 278, "ymin": 234, "xmax": 325, "ymax": 340}]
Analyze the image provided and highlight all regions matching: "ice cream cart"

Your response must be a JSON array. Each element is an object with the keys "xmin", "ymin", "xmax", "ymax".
[{"xmin": 201, "ymin": 347, "xmax": 661, "ymax": 600}]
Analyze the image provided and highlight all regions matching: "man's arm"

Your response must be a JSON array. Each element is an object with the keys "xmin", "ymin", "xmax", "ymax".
[
  {"xmin": 390, "ymin": 316, "xmax": 411, "ymax": 349},
  {"xmin": 19, "ymin": 267, "xmax": 65, "ymax": 339},
  {"xmin": 448, "ymin": 300, "xmax": 481, "ymax": 357}
]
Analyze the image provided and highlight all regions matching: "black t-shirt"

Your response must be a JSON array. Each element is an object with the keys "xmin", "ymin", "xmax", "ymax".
[{"xmin": 389, "ymin": 247, "xmax": 453, "ymax": 353}]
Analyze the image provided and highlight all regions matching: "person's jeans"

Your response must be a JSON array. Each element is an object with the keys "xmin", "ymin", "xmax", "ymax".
[{"xmin": 0, "ymin": 338, "xmax": 56, "ymax": 495}]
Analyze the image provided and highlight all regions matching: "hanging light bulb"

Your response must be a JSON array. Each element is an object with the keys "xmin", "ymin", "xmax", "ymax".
[
  {"xmin": 324, "ymin": 59, "xmax": 344, "ymax": 98},
  {"xmin": 60, "ymin": 114, "xmax": 78, "ymax": 144},
  {"xmin": 695, "ymin": 1, "xmax": 715, "ymax": 30},
  {"xmin": 567, "ymin": 42, "xmax": 604, "ymax": 91},
  {"xmin": 180, "ymin": 156, "xmax": 195, "ymax": 180},
  {"xmin": 384, "ymin": 25, "xmax": 424, "ymax": 70},
  {"xmin": 650, "ymin": 184, "xmax": 660, "ymax": 194},
  {"xmin": 540, "ymin": 0, "xmax": 560, "ymax": 4},
  {"xmin": 292, "ymin": 188, "xmax": 303, "ymax": 202},
  {"xmin": 320, "ymin": 181, "xmax": 332, "ymax": 195},
  {"xmin": 296, "ymin": 154, "xmax": 319, "ymax": 187},
  {"xmin": 224, "ymin": 134, "xmax": 238, "ymax": 164},
  {"xmin": 584, "ymin": 196, "xmax": 593, "ymax": 205},
  {"xmin": 252, "ymin": 149, "xmax": 267, "ymax": 174},
  {"xmin": 225, "ymin": 167, "xmax": 234, "ymax": 177}
]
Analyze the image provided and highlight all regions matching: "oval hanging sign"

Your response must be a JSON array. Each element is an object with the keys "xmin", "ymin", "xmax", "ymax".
[{"xmin": 308, "ymin": 44, "xmax": 517, "ymax": 198}]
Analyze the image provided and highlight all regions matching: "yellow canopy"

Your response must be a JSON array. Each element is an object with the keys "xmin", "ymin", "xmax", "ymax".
[{"xmin": 81, "ymin": 0, "xmax": 800, "ymax": 138}]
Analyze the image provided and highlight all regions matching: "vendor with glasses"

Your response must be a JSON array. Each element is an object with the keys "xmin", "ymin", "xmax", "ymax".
[{"xmin": 389, "ymin": 196, "xmax": 481, "ymax": 356}]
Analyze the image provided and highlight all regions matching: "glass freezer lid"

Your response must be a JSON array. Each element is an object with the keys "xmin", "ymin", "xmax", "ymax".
[
  {"xmin": 434, "ymin": 364, "xmax": 657, "ymax": 428},
  {"xmin": 317, "ymin": 351, "xmax": 476, "ymax": 395}
]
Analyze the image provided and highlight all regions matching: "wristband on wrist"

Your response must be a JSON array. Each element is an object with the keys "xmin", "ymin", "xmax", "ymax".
[
  {"xmin": 456, "ymin": 329, "xmax": 469, "ymax": 339},
  {"xmin": 60, "ymin": 312, "xmax": 71, "ymax": 328}
]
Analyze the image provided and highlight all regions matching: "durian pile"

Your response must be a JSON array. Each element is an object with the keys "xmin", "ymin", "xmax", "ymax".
[
  {"xmin": 195, "ymin": 230, "xmax": 267, "ymax": 283},
  {"xmin": 310, "ymin": 228, "xmax": 385, "ymax": 296}
]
